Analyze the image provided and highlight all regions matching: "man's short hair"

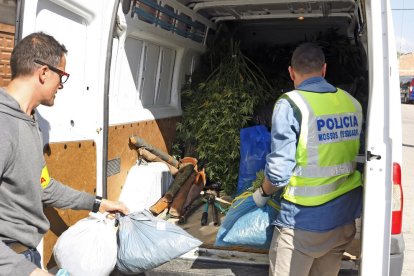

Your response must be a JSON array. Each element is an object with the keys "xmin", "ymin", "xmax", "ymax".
[
  {"xmin": 291, "ymin": 43, "xmax": 325, "ymax": 74},
  {"xmin": 10, "ymin": 32, "xmax": 67, "ymax": 79}
]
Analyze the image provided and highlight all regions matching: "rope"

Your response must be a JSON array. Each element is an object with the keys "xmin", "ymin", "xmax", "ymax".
[{"xmin": 230, "ymin": 191, "xmax": 280, "ymax": 211}]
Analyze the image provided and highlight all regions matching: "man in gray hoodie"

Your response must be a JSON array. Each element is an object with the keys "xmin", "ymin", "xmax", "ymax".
[{"xmin": 0, "ymin": 32, "xmax": 129, "ymax": 276}]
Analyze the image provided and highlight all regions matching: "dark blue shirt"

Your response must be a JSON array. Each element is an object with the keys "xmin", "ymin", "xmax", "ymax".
[{"xmin": 265, "ymin": 77, "xmax": 362, "ymax": 232}]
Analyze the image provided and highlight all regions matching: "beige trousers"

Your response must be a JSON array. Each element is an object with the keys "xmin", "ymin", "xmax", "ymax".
[{"xmin": 269, "ymin": 223, "xmax": 356, "ymax": 276}]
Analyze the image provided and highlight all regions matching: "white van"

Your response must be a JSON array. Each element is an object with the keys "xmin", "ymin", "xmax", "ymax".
[{"xmin": 0, "ymin": 0, "xmax": 404, "ymax": 275}]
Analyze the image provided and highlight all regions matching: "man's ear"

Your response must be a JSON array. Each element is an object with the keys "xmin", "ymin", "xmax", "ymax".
[
  {"xmin": 288, "ymin": 66, "xmax": 295, "ymax": 81},
  {"xmin": 321, "ymin": 63, "xmax": 327, "ymax": 77},
  {"xmin": 38, "ymin": 66, "xmax": 48, "ymax": 84}
]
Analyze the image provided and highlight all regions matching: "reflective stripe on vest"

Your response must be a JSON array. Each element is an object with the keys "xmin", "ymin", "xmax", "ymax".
[
  {"xmin": 282, "ymin": 89, "xmax": 363, "ymax": 206},
  {"xmin": 292, "ymin": 161, "xmax": 356, "ymax": 178},
  {"xmin": 286, "ymin": 176, "xmax": 349, "ymax": 197}
]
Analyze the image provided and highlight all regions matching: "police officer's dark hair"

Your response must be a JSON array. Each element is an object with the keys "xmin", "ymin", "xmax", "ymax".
[
  {"xmin": 10, "ymin": 32, "xmax": 67, "ymax": 79},
  {"xmin": 291, "ymin": 43, "xmax": 325, "ymax": 74}
]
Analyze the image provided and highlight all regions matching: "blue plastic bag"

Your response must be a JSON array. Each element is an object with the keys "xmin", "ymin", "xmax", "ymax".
[
  {"xmin": 116, "ymin": 210, "xmax": 202, "ymax": 274},
  {"xmin": 215, "ymin": 192, "xmax": 280, "ymax": 249},
  {"xmin": 55, "ymin": 269, "xmax": 70, "ymax": 276},
  {"xmin": 236, "ymin": 126, "xmax": 271, "ymax": 195}
]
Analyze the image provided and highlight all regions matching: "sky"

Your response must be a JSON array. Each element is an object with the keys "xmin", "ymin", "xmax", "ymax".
[{"xmin": 391, "ymin": 0, "xmax": 414, "ymax": 53}]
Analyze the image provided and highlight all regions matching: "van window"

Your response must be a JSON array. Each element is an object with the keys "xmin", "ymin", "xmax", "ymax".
[
  {"xmin": 123, "ymin": 37, "xmax": 176, "ymax": 108},
  {"xmin": 155, "ymin": 47, "xmax": 175, "ymax": 105},
  {"xmin": 124, "ymin": 37, "xmax": 144, "ymax": 91}
]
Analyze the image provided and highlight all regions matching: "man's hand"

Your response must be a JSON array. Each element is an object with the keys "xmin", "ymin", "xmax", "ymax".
[
  {"xmin": 252, "ymin": 186, "xmax": 270, "ymax": 208},
  {"xmin": 99, "ymin": 199, "xmax": 129, "ymax": 215},
  {"xmin": 29, "ymin": 268, "xmax": 53, "ymax": 276},
  {"xmin": 253, "ymin": 177, "xmax": 282, "ymax": 207}
]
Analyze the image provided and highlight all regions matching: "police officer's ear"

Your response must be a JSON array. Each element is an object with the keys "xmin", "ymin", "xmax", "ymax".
[
  {"xmin": 321, "ymin": 63, "xmax": 327, "ymax": 78},
  {"xmin": 288, "ymin": 66, "xmax": 296, "ymax": 81}
]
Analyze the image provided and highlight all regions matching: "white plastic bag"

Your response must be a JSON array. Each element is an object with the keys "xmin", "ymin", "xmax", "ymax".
[
  {"xmin": 116, "ymin": 210, "xmax": 202, "ymax": 274},
  {"xmin": 119, "ymin": 162, "xmax": 173, "ymax": 213},
  {"xmin": 53, "ymin": 212, "xmax": 118, "ymax": 276}
]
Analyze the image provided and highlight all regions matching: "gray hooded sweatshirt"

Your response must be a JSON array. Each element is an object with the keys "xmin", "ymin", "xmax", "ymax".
[{"xmin": 0, "ymin": 88, "xmax": 95, "ymax": 275}]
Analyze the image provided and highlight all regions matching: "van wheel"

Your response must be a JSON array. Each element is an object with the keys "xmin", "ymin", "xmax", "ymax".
[{"xmin": 122, "ymin": 0, "xmax": 132, "ymax": 14}]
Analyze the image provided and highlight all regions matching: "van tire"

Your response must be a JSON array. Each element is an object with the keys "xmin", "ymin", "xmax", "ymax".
[{"xmin": 122, "ymin": 0, "xmax": 132, "ymax": 14}]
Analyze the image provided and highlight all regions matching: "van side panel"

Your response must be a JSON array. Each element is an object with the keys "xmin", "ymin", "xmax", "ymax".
[
  {"xmin": 105, "ymin": 6, "xmax": 207, "ymax": 200},
  {"xmin": 43, "ymin": 141, "xmax": 96, "ymax": 269},
  {"xmin": 106, "ymin": 117, "xmax": 180, "ymax": 201}
]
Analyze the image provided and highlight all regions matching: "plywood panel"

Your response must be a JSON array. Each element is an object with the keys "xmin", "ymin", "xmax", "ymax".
[
  {"xmin": 42, "ymin": 140, "xmax": 96, "ymax": 269},
  {"xmin": 107, "ymin": 117, "xmax": 180, "ymax": 202},
  {"xmin": 41, "ymin": 117, "xmax": 179, "ymax": 267},
  {"xmin": 0, "ymin": 23, "xmax": 14, "ymax": 87}
]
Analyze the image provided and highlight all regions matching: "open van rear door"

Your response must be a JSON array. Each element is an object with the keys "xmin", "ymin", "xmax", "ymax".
[
  {"xmin": 360, "ymin": 0, "xmax": 404, "ymax": 275},
  {"xmin": 20, "ymin": 0, "xmax": 118, "ymax": 195},
  {"xmin": 19, "ymin": 0, "xmax": 119, "ymax": 268}
]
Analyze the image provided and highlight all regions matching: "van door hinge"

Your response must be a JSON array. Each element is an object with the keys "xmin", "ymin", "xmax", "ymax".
[{"xmin": 367, "ymin": 151, "xmax": 381, "ymax": 161}]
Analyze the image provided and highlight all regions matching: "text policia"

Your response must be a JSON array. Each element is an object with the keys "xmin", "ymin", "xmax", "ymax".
[{"xmin": 316, "ymin": 114, "xmax": 359, "ymax": 142}]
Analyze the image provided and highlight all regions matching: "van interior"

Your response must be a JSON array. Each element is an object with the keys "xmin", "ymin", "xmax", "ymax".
[{"xmin": 2, "ymin": 0, "xmax": 400, "ymax": 275}]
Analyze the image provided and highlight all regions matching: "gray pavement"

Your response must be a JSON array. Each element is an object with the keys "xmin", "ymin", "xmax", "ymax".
[{"xmin": 401, "ymin": 104, "xmax": 414, "ymax": 276}]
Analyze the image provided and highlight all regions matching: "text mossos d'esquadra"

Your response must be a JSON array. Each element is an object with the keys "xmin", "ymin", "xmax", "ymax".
[{"xmin": 316, "ymin": 114, "xmax": 359, "ymax": 143}]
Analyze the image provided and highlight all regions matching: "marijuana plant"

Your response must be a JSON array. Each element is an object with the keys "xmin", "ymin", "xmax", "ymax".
[{"xmin": 173, "ymin": 41, "xmax": 273, "ymax": 195}]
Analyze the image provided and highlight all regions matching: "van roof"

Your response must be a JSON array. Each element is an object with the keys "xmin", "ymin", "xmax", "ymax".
[{"xmin": 176, "ymin": 0, "xmax": 358, "ymax": 23}]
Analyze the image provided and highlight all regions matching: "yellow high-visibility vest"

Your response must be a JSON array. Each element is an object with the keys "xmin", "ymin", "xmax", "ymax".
[{"xmin": 282, "ymin": 88, "xmax": 363, "ymax": 206}]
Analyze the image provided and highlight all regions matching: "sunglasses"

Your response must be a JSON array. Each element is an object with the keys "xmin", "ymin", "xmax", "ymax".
[{"xmin": 34, "ymin": 59, "xmax": 70, "ymax": 84}]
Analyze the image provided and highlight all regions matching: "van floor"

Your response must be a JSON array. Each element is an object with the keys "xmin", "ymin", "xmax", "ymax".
[
  {"xmin": 112, "ymin": 200, "xmax": 361, "ymax": 276},
  {"xmin": 165, "ymin": 199, "xmax": 360, "ymax": 259}
]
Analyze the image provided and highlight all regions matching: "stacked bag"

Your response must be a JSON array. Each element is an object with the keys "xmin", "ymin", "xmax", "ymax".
[
  {"xmin": 214, "ymin": 125, "xmax": 280, "ymax": 250},
  {"xmin": 53, "ymin": 212, "xmax": 118, "ymax": 276},
  {"xmin": 53, "ymin": 136, "xmax": 206, "ymax": 275},
  {"xmin": 214, "ymin": 192, "xmax": 280, "ymax": 250},
  {"xmin": 53, "ymin": 128, "xmax": 275, "ymax": 274},
  {"xmin": 53, "ymin": 211, "xmax": 201, "ymax": 275},
  {"xmin": 53, "ymin": 136, "xmax": 204, "ymax": 275},
  {"xmin": 116, "ymin": 210, "xmax": 201, "ymax": 274}
]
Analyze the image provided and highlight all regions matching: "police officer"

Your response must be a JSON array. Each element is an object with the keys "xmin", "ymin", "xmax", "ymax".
[{"xmin": 253, "ymin": 42, "xmax": 363, "ymax": 276}]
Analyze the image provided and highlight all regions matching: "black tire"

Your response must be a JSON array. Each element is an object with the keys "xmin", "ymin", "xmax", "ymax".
[{"xmin": 122, "ymin": 0, "xmax": 132, "ymax": 14}]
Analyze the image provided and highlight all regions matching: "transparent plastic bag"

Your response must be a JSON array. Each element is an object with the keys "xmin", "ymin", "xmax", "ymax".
[
  {"xmin": 53, "ymin": 212, "xmax": 118, "ymax": 276},
  {"xmin": 116, "ymin": 210, "xmax": 202, "ymax": 274}
]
